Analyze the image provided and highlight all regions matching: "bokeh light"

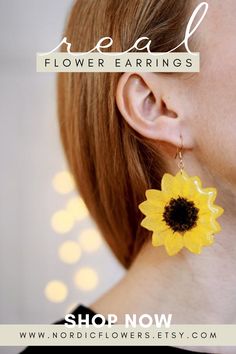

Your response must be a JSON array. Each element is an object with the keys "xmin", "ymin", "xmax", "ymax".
[
  {"xmin": 79, "ymin": 228, "xmax": 103, "ymax": 253},
  {"xmin": 51, "ymin": 210, "xmax": 74, "ymax": 234},
  {"xmin": 58, "ymin": 241, "xmax": 82, "ymax": 264},
  {"xmin": 52, "ymin": 171, "xmax": 75, "ymax": 194},
  {"xmin": 74, "ymin": 267, "xmax": 99, "ymax": 291},
  {"xmin": 45, "ymin": 280, "xmax": 68, "ymax": 303},
  {"xmin": 66, "ymin": 196, "xmax": 89, "ymax": 221}
]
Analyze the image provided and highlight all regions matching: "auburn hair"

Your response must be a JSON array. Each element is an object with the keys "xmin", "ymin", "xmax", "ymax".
[{"xmin": 57, "ymin": 0, "xmax": 189, "ymax": 268}]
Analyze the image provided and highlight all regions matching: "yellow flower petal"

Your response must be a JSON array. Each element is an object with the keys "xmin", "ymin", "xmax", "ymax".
[
  {"xmin": 194, "ymin": 189, "xmax": 216, "ymax": 207},
  {"xmin": 186, "ymin": 226, "xmax": 214, "ymax": 246},
  {"xmin": 139, "ymin": 200, "xmax": 164, "ymax": 217},
  {"xmin": 174, "ymin": 171, "xmax": 197, "ymax": 199},
  {"xmin": 214, "ymin": 205, "xmax": 224, "ymax": 217},
  {"xmin": 201, "ymin": 233, "xmax": 214, "ymax": 246},
  {"xmin": 141, "ymin": 217, "xmax": 158, "ymax": 231},
  {"xmin": 195, "ymin": 223, "xmax": 212, "ymax": 235},
  {"xmin": 161, "ymin": 171, "xmax": 192, "ymax": 197},
  {"xmin": 183, "ymin": 230, "xmax": 202, "ymax": 254},
  {"xmin": 198, "ymin": 204, "xmax": 224, "ymax": 218},
  {"xmin": 190, "ymin": 175, "xmax": 202, "ymax": 191},
  {"xmin": 141, "ymin": 215, "xmax": 167, "ymax": 231},
  {"xmin": 152, "ymin": 231, "xmax": 167, "ymax": 246},
  {"xmin": 172, "ymin": 171, "xmax": 186, "ymax": 194},
  {"xmin": 199, "ymin": 187, "xmax": 217, "ymax": 202},
  {"xmin": 198, "ymin": 215, "xmax": 221, "ymax": 234},
  {"xmin": 181, "ymin": 179, "xmax": 191, "ymax": 198},
  {"xmin": 164, "ymin": 232, "xmax": 184, "ymax": 256},
  {"xmin": 161, "ymin": 173, "xmax": 175, "ymax": 193},
  {"xmin": 145, "ymin": 189, "xmax": 168, "ymax": 203},
  {"xmin": 152, "ymin": 227, "xmax": 173, "ymax": 247},
  {"xmin": 176, "ymin": 170, "xmax": 190, "ymax": 180}
]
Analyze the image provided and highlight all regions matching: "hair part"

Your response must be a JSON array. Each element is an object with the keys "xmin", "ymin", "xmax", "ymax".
[{"xmin": 58, "ymin": 0, "xmax": 189, "ymax": 268}]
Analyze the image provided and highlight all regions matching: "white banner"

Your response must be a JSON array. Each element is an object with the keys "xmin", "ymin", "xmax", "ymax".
[
  {"xmin": 36, "ymin": 53, "xmax": 200, "ymax": 73},
  {"xmin": 0, "ymin": 324, "xmax": 235, "ymax": 346}
]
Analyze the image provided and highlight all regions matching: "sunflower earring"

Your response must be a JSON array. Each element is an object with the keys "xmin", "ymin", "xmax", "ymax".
[{"xmin": 138, "ymin": 135, "xmax": 224, "ymax": 256}]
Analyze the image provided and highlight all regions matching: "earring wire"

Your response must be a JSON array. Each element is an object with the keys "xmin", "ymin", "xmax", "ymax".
[{"xmin": 175, "ymin": 134, "xmax": 184, "ymax": 173}]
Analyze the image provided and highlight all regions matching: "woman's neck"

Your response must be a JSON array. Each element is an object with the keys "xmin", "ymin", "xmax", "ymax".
[{"xmin": 93, "ymin": 219, "xmax": 236, "ymax": 323}]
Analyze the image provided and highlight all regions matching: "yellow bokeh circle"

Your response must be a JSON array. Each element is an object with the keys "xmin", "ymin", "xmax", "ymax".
[
  {"xmin": 52, "ymin": 171, "xmax": 75, "ymax": 194},
  {"xmin": 79, "ymin": 228, "xmax": 102, "ymax": 252},
  {"xmin": 51, "ymin": 210, "xmax": 74, "ymax": 234},
  {"xmin": 45, "ymin": 280, "xmax": 68, "ymax": 303},
  {"xmin": 74, "ymin": 267, "xmax": 98, "ymax": 291},
  {"xmin": 58, "ymin": 241, "xmax": 82, "ymax": 264},
  {"xmin": 66, "ymin": 197, "xmax": 89, "ymax": 221}
]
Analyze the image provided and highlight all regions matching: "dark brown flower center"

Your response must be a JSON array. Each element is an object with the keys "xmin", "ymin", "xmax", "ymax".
[{"xmin": 163, "ymin": 196, "xmax": 199, "ymax": 233}]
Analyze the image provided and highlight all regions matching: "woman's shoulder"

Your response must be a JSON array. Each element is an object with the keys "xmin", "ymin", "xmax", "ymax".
[{"xmin": 55, "ymin": 304, "xmax": 97, "ymax": 324}]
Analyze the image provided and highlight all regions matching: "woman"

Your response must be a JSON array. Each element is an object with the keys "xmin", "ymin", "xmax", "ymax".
[{"xmin": 22, "ymin": 0, "xmax": 236, "ymax": 352}]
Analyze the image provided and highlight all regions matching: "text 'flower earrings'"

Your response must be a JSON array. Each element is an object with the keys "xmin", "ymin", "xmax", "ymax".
[{"xmin": 139, "ymin": 135, "xmax": 224, "ymax": 256}]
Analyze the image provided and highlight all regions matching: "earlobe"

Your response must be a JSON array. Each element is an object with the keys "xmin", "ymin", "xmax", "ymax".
[{"xmin": 116, "ymin": 72, "xmax": 194, "ymax": 150}]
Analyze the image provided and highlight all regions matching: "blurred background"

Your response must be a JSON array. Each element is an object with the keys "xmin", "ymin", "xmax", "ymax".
[{"xmin": 0, "ymin": 0, "xmax": 124, "ymax": 352}]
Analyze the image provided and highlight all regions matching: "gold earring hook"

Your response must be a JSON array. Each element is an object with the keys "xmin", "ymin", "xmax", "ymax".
[{"xmin": 175, "ymin": 134, "xmax": 184, "ymax": 173}]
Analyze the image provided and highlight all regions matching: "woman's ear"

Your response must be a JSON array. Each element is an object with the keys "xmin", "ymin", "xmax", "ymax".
[{"xmin": 116, "ymin": 72, "xmax": 194, "ymax": 151}]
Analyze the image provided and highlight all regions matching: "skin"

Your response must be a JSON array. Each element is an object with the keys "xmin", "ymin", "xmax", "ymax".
[{"xmin": 92, "ymin": 1, "xmax": 236, "ymax": 353}]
